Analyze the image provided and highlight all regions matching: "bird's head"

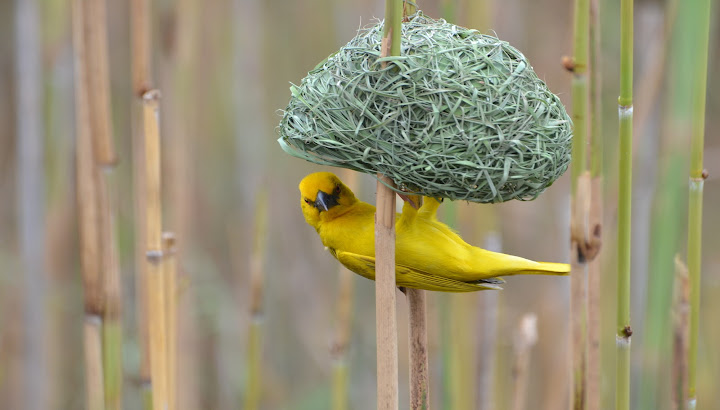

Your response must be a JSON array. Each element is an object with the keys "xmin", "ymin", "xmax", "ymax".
[{"xmin": 298, "ymin": 172, "xmax": 358, "ymax": 228}]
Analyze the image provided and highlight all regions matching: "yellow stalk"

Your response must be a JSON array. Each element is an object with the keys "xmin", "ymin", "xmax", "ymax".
[
  {"xmin": 143, "ymin": 89, "xmax": 168, "ymax": 410},
  {"xmin": 163, "ymin": 233, "xmax": 178, "ymax": 410}
]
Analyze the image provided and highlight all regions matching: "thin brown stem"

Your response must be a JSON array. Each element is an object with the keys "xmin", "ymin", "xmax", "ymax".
[
  {"xmin": 376, "ymin": 1, "xmax": 402, "ymax": 407},
  {"xmin": 84, "ymin": 316, "xmax": 106, "ymax": 410},
  {"xmin": 83, "ymin": 0, "xmax": 116, "ymax": 165},
  {"xmin": 130, "ymin": 0, "xmax": 153, "ymax": 402},
  {"xmin": 408, "ymin": 288, "xmax": 429, "ymax": 410},
  {"xmin": 375, "ymin": 174, "xmax": 399, "ymax": 410},
  {"xmin": 510, "ymin": 314, "xmax": 538, "ymax": 410},
  {"xmin": 73, "ymin": 1, "xmax": 106, "ymax": 407},
  {"xmin": 163, "ymin": 233, "xmax": 178, "ymax": 410}
]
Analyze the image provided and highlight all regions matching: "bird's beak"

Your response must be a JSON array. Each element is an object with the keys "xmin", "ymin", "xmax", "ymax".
[{"xmin": 315, "ymin": 190, "xmax": 339, "ymax": 212}]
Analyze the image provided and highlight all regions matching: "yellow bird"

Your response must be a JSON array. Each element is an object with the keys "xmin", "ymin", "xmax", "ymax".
[{"xmin": 299, "ymin": 172, "xmax": 569, "ymax": 292}]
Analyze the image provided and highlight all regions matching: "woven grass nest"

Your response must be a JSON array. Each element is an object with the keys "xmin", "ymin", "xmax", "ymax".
[{"xmin": 278, "ymin": 12, "xmax": 572, "ymax": 203}]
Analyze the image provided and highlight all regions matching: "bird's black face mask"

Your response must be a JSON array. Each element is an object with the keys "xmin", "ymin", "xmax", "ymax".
[{"xmin": 315, "ymin": 190, "xmax": 339, "ymax": 212}]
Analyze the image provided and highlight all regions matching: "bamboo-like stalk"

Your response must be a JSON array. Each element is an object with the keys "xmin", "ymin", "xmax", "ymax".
[
  {"xmin": 244, "ymin": 190, "xmax": 269, "ymax": 410},
  {"xmin": 637, "ymin": 2, "xmax": 684, "ymax": 407},
  {"xmin": 408, "ymin": 288, "xmax": 429, "ymax": 410},
  {"xmin": 73, "ymin": 0, "xmax": 106, "ymax": 407},
  {"xmin": 686, "ymin": 1, "xmax": 711, "ymax": 407},
  {"xmin": 163, "ymin": 233, "xmax": 178, "ymax": 410},
  {"xmin": 510, "ymin": 314, "xmax": 538, "ymax": 410},
  {"xmin": 332, "ymin": 170, "xmax": 357, "ymax": 410},
  {"xmin": 130, "ymin": 0, "xmax": 153, "ymax": 405},
  {"xmin": 82, "ymin": 0, "xmax": 123, "ymax": 405},
  {"xmin": 672, "ymin": 256, "xmax": 690, "ymax": 410},
  {"xmin": 83, "ymin": 0, "xmax": 116, "ymax": 165},
  {"xmin": 569, "ymin": 0, "xmax": 590, "ymax": 408},
  {"xmin": 143, "ymin": 89, "xmax": 169, "ymax": 410},
  {"xmin": 404, "ymin": 0, "xmax": 417, "ymax": 16},
  {"xmin": 14, "ymin": 0, "xmax": 48, "ymax": 408},
  {"xmin": 376, "ymin": 0, "xmax": 402, "ymax": 407},
  {"xmin": 99, "ymin": 173, "xmax": 122, "ymax": 410},
  {"xmin": 84, "ymin": 316, "xmax": 106, "ymax": 410},
  {"xmin": 616, "ymin": 0, "xmax": 634, "ymax": 408},
  {"xmin": 586, "ymin": 1, "xmax": 603, "ymax": 408},
  {"xmin": 375, "ymin": 172, "xmax": 399, "ymax": 410}
]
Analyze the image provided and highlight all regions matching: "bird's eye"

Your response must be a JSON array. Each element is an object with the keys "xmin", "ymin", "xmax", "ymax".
[
  {"xmin": 334, "ymin": 185, "xmax": 341, "ymax": 194},
  {"xmin": 304, "ymin": 198, "xmax": 312, "ymax": 205}
]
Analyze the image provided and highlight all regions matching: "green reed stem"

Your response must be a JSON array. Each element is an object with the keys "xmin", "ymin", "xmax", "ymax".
[
  {"xmin": 616, "ymin": 0, "xmax": 633, "ymax": 409},
  {"xmin": 686, "ymin": 0, "xmax": 711, "ymax": 406}
]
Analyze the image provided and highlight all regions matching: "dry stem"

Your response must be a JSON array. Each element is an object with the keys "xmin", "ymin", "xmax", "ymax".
[
  {"xmin": 163, "ymin": 233, "xmax": 178, "ymax": 410},
  {"xmin": 130, "ymin": 0, "xmax": 153, "ymax": 400},
  {"xmin": 375, "ymin": 174, "xmax": 399, "ymax": 410},
  {"xmin": 511, "ymin": 314, "xmax": 538, "ymax": 410},
  {"xmin": 143, "ymin": 89, "xmax": 168, "ymax": 410},
  {"xmin": 407, "ymin": 288, "xmax": 429, "ymax": 410},
  {"xmin": 83, "ymin": 0, "xmax": 116, "ymax": 165},
  {"xmin": 84, "ymin": 316, "xmax": 106, "ymax": 410}
]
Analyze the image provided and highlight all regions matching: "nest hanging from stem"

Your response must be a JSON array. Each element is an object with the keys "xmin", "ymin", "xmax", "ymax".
[{"xmin": 278, "ymin": 12, "xmax": 572, "ymax": 203}]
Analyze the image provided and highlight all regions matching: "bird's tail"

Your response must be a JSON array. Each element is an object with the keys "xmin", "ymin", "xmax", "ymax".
[
  {"xmin": 473, "ymin": 248, "xmax": 570, "ymax": 277},
  {"xmin": 512, "ymin": 261, "xmax": 570, "ymax": 276}
]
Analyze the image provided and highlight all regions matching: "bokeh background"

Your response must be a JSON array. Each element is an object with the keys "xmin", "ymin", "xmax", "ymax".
[{"xmin": 1, "ymin": 0, "xmax": 718, "ymax": 409}]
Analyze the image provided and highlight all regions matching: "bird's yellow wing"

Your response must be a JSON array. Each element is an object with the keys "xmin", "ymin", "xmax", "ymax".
[{"xmin": 333, "ymin": 250, "xmax": 503, "ymax": 293}]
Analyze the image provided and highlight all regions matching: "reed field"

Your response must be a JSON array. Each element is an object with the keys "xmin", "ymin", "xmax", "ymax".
[{"xmin": 1, "ymin": 0, "xmax": 719, "ymax": 409}]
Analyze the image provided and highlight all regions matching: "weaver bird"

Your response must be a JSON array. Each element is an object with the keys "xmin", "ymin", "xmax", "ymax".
[{"xmin": 299, "ymin": 172, "xmax": 569, "ymax": 292}]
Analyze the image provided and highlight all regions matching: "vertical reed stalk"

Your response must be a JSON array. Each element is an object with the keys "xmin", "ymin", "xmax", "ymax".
[
  {"xmin": 686, "ymin": 1, "xmax": 711, "ymax": 407},
  {"xmin": 244, "ymin": 190, "xmax": 268, "ymax": 410},
  {"xmin": 672, "ymin": 256, "xmax": 689, "ymax": 410},
  {"xmin": 130, "ymin": 0, "xmax": 153, "ymax": 405},
  {"xmin": 73, "ymin": 0, "xmax": 105, "ymax": 407},
  {"xmin": 510, "ymin": 314, "xmax": 538, "ymax": 410},
  {"xmin": 143, "ymin": 90, "xmax": 169, "ymax": 410},
  {"xmin": 616, "ymin": 0, "xmax": 634, "ymax": 408},
  {"xmin": 84, "ymin": 316, "xmax": 106, "ymax": 410},
  {"xmin": 638, "ymin": 2, "xmax": 684, "ymax": 407},
  {"xmin": 14, "ymin": 0, "xmax": 47, "ymax": 407},
  {"xmin": 375, "ymin": 172, "xmax": 399, "ymax": 410},
  {"xmin": 376, "ymin": 0, "xmax": 402, "ymax": 408},
  {"xmin": 163, "ymin": 233, "xmax": 178, "ymax": 410},
  {"xmin": 407, "ymin": 288, "xmax": 429, "ymax": 410},
  {"xmin": 83, "ymin": 0, "xmax": 123, "ymax": 406},
  {"xmin": 100, "ymin": 174, "xmax": 122, "ymax": 410},
  {"xmin": 569, "ymin": 0, "xmax": 590, "ymax": 407},
  {"xmin": 332, "ymin": 170, "xmax": 357, "ymax": 410},
  {"xmin": 83, "ymin": 0, "xmax": 116, "ymax": 166},
  {"xmin": 586, "ymin": 1, "xmax": 603, "ymax": 408}
]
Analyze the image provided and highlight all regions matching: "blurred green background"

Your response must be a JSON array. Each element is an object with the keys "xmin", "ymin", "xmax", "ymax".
[{"xmin": 1, "ymin": 0, "xmax": 718, "ymax": 409}]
